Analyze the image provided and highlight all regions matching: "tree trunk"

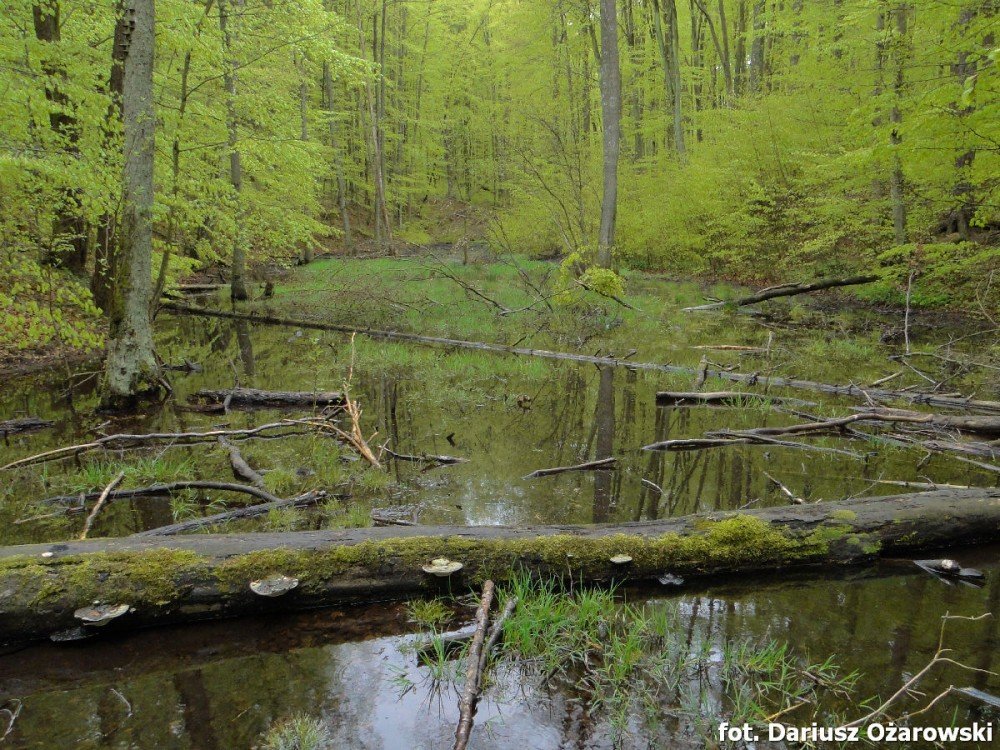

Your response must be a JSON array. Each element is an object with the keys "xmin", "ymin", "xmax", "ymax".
[
  {"xmin": 2, "ymin": 488, "xmax": 999, "ymax": 644},
  {"xmin": 91, "ymin": 2, "xmax": 128, "ymax": 315},
  {"xmin": 889, "ymin": 3, "xmax": 909, "ymax": 245},
  {"xmin": 597, "ymin": 0, "xmax": 621, "ymax": 268},
  {"xmin": 323, "ymin": 61, "xmax": 352, "ymax": 253},
  {"xmin": 652, "ymin": 0, "xmax": 686, "ymax": 158},
  {"xmin": 219, "ymin": 0, "xmax": 249, "ymax": 301},
  {"xmin": 32, "ymin": 1, "xmax": 88, "ymax": 274},
  {"xmin": 748, "ymin": 0, "xmax": 765, "ymax": 93},
  {"xmin": 100, "ymin": 0, "xmax": 160, "ymax": 410}
]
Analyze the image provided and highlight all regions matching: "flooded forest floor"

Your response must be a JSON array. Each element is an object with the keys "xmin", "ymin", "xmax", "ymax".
[{"xmin": 1, "ymin": 254, "xmax": 999, "ymax": 748}]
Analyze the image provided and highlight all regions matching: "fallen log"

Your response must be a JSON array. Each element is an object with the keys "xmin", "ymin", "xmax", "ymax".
[
  {"xmin": 191, "ymin": 388, "xmax": 344, "ymax": 409},
  {"xmin": 1, "ymin": 488, "xmax": 999, "ymax": 645},
  {"xmin": 163, "ymin": 302, "xmax": 1000, "ymax": 414},
  {"xmin": 857, "ymin": 407, "xmax": 1000, "ymax": 437},
  {"xmin": 523, "ymin": 457, "xmax": 617, "ymax": 479},
  {"xmin": 656, "ymin": 391, "xmax": 811, "ymax": 407},
  {"xmin": 218, "ymin": 437, "xmax": 265, "ymax": 488},
  {"xmin": 682, "ymin": 275, "xmax": 879, "ymax": 312},
  {"xmin": 0, "ymin": 417, "xmax": 54, "ymax": 438},
  {"xmin": 643, "ymin": 435, "xmax": 865, "ymax": 458},
  {"xmin": 133, "ymin": 491, "xmax": 328, "ymax": 537}
]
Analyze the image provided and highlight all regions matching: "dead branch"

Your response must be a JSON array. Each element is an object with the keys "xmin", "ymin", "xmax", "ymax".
[
  {"xmin": 644, "ymin": 435, "xmax": 864, "ymax": 459},
  {"xmin": 0, "ymin": 422, "xmax": 305, "ymax": 472},
  {"xmin": 523, "ymin": 457, "xmax": 617, "ymax": 479},
  {"xmin": 655, "ymin": 391, "xmax": 812, "ymax": 407},
  {"xmin": 683, "ymin": 274, "xmax": 879, "ymax": 311},
  {"xmin": 219, "ymin": 437, "xmax": 265, "ymax": 488},
  {"xmin": 837, "ymin": 613, "xmax": 994, "ymax": 730},
  {"xmin": 39, "ymin": 480, "xmax": 282, "ymax": 507},
  {"xmin": 454, "ymin": 581, "xmax": 495, "ymax": 750},
  {"xmin": 133, "ymin": 490, "xmax": 328, "ymax": 537},
  {"xmin": 762, "ymin": 471, "xmax": 804, "ymax": 504},
  {"xmin": 383, "ymin": 448, "xmax": 469, "ymax": 466},
  {"xmin": 79, "ymin": 471, "xmax": 126, "ymax": 540},
  {"xmin": 477, "ymin": 596, "xmax": 518, "ymax": 675}
]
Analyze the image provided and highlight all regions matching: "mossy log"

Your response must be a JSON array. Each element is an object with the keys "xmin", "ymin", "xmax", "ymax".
[{"xmin": 2, "ymin": 488, "xmax": 998, "ymax": 645}]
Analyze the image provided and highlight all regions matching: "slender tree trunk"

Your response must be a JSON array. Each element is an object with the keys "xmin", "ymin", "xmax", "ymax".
[
  {"xmin": 32, "ymin": 1, "xmax": 88, "ymax": 274},
  {"xmin": 652, "ymin": 0, "xmax": 685, "ymax": 158},
  {"xmin": 101, "ymin": 0, "xmax": 160, "ymax": 410},
  {"xmin": 219, "ymin": 0, "xmax": 249, "ymax": 301},
  {"xmin": 323, "ymin": 62, "xmax": 352, "ymax": 253},
  {"xmin": 717, "ymin": 0, "xmax": 733, "ymax": 99},
  {"xmin": 748, "ymin": 0, "xmax": 765, "ymax": 93},
  {"xmin": 92, "ymin": 3, "xmax": 127, "ymax": 315},
  {"xmin": 889, "ymin": 3, "xmax": 909, "ymax": 245},
  {"xmin": 597, "ymin": 0, "xmax": 621, "ymax": 268},
  {"xmin": 950, "ymin": 6, "xmax": 978, "ymax": 240}
]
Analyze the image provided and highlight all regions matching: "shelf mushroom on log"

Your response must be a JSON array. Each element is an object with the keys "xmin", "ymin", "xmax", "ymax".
[{"xmin": 1, "ymin": 488, "xmax": 999, "ymax": 645}]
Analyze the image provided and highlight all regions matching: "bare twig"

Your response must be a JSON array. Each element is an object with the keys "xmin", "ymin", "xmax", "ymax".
[
  {"xmin": 454, "ymin": 581, "xmax": 495, "ymax": 750},
  {"xmin": 523, "ymin": 457, "xmax": 616, "ymax": 479},
  {"xmin": 79, "ymin": 471, "xmax": 126, "ymax": 540},
  {"xmin": 838, "ymin": 613, "xmax": 994, "ymax": 730}
]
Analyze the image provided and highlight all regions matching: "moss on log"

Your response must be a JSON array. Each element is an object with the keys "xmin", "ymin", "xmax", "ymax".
[{"xmin": 0, "ymin": 489, "xmax": 998, "ymax": 645}]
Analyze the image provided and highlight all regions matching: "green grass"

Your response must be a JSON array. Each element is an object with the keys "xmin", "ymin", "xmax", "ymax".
[
  {"xmin": 261, "ymin": 715, "xmax": 331, "ymax": 750},
  {"xmin": 401, "ymin": 575, "xmax": 863, "ymax": 745}
]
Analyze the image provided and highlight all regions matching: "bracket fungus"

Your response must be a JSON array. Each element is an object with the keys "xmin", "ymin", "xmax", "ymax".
[
  {"xmin": 609, "ymin": 554, "xmax": 633, "ymax": 565},
  {"xmin": 422, "ymin": 558, "xmax": 463, "ymax": 577},
  {"xmin": 74, "ymin": 603, "xmax": 131, "ymax": 627},
  {"xmin": 250, "ymin": 574, "xmax": 300, "ymax": 598}
]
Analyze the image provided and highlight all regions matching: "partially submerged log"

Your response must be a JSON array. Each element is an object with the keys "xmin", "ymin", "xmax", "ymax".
[
  {"xmin": 218, "ymin": 437, "xmax": 265, "ymax": 488},
  {"xmin": 134, "ymin": 491, "xmax": 328, "ymax": 537},
  {"xmin": 0, "ymin": 417, "xmax": 54, "ymax": 438},
  {"xmin": 683, "ymin": 275, "xmax": 879, "ymax": 312},
  {"xmin": 656, "ymin": 391, "xmax": 810, "ymax": 407},
  {"xmin": 191, "ymin": 388, "xmax": 344, "ymax": 409},
  {"xmin": 163, "ymin": 302, "xmax": 1000, "ymax": 414},
  {"xmin": 1, "ymin": 488, "xmax": 999, "ymax": 645}
]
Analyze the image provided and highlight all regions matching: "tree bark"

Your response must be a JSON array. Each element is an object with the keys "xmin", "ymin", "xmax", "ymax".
[
  {"xmin": 322, "ymin": 61, "xmax": 352, "ymax": 252},
  {"xmin": 91, "ymin": 2, "xmax": 127, "ymax": 314},
  {"xmin": 219, "ymin": 0, "xmax": 250, "ymax": 301},
  {"xmin": 100, "ymin": 0, "xmax": 161, "ymax": 410},
  {"xmin": 32, "ymin": 1, "xmax": 88, "ymax": 273},
  {"xmin": 889, "ymin": 3, "xmax": 909, "ymax": 245},
  {"xmin": 596, "ymin": 0, "xmax": 621, "ymax": 268},
  {"xmin": 2, "ymin": 488, "xmax": 999, "ymax": 644}
]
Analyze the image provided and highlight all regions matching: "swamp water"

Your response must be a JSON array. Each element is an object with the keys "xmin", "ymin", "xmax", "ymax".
[{"xmin": 1, "ymin": 284, "xmax": 998, "ymax": 748}]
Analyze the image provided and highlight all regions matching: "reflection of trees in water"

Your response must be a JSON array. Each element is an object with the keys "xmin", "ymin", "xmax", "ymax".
[
  {"xmin": 234, "ymin": 320, "xmax": 255, "ymax": 380},
  {"xmin": 592, "ymin": 366, "xmax": 615, "ymax": 523}
]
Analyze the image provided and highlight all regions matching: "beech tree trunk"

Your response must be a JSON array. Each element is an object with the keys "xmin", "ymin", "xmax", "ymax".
[
  {"xmin": 32, "ymin": 1, "xmax": 88, "ymax": 273},
  {"xmin": 597, "ymin": 0, "xmax": 621, "ymax": 268},
  {"xmin": 100, "ymin": 0, "xmax": 160, "ymax": 410},
  {"xmin": 219, "ymin": 0, "xmax": 249, "ymax": 301},
  {"xmin": 1, "ymin": 489, "xmax": 998, "ymax": 645}
]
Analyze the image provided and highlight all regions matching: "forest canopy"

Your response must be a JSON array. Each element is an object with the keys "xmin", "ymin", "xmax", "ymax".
[{"xmin": 1, "ymin": 0, "xmax": 998, "ymax": 364}]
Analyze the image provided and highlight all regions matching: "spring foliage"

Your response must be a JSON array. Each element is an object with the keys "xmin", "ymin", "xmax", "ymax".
[{"xmin": 1, "ymin": 0, "xmax": 997, "ymax": 360}]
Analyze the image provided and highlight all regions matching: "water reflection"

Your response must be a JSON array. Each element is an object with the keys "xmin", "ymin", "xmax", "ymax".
[{"xmin": 3, "ymin": 551, "xmax": 998, "ymax": 749}]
